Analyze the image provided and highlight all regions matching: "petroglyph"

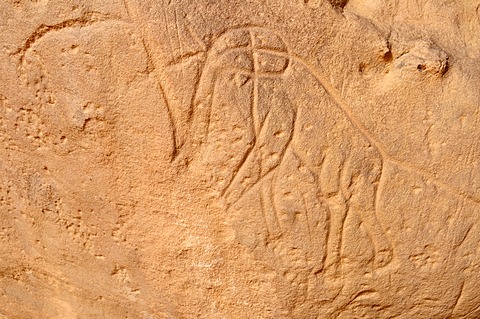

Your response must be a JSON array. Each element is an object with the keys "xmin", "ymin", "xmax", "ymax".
[
  {"xmin": 2, "ymin": 1, "xmax": 480, "ymax": 318},
  {"xmin": 177, "ymin": 25, "xmax": 480, "ymax": 314},
  {"xmin": 181, "ymin": 28, "xmax": 394, "ymax": 308}
]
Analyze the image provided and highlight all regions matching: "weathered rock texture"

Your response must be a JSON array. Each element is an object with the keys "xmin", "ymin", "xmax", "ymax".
[{"xmin": 1, "ymin": 1, "xmax": 480, "ymax": 318}]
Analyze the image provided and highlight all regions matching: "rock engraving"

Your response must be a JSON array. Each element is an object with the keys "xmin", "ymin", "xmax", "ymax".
[
  {"xmin": 3, "ymin": 1, "xmax": 480, "ymax": 317},
  {"xmin": 181, "ymin": 28, "xmax": 394, "ymax": 307}
]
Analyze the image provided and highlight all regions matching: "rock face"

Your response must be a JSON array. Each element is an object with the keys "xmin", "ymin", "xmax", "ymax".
[{"xmin": 1, "ymin": 1, "xmax": 480, "ymax": 318}]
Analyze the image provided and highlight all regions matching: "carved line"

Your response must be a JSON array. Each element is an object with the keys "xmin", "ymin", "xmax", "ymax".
[
  {"xmin": 203, "ymin": 81, "xmax": 215, "ymax": 142},
  {"xmin": 209, "ymin": 66, "xmax": 287, "ymax": 78},
  {"xmin": 251, "ymin": 30, "xmax": 261, "ymax": 137},
  {"xmin": 203, "ymin": 26, "xmax": 287, "ymax": 57},
  {"xmin": 465, "ymin": 107, "xmax": 480, "ymax": 189},
  {"xmin": 123, "ymin": 0, "xmax": 178, "ymax": 161},
  {"xmin": 477, "ymin": 4, "xmax": 480, "ymax": 24},
  {"xmin": 185, "ymin": 23, "xmax": 207, "ymax": 52},
  {"xmin": 269, "ymin": 172, "xmax": 284, "ymax": 236},
  {"xmin": 259, "ymin": 186, "xmax": 271, "ymax": 237},
  {"xmin": 374, "ymin": 157, "xmax": 390, "ymax": 243},
  {"xmin": 302, "ymin": 193, "xmax": 315, "ymax": 248},
  {"xmin": 173, "ymin": 7, "xmax": 187, "ymax": 83},
  {"xmin": 450, "ymin": 280, "xmax": 465, "ymax": 317},
  {"xmin": 12, "ymin": 11, "xmax": 121, "ymax": 63},
  {"xmin": 165, "ymin": 51, "xmax": 206, "ymax": 67}
]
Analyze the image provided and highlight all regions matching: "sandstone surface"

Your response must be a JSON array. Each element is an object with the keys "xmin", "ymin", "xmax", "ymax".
[{"xmin": 1, "ymin": 1, "xmax": 480, "ymax": 318}]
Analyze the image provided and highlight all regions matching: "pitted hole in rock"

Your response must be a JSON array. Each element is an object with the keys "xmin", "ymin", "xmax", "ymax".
[{"xmin": 383, "ymin": 51, "xmax": 393, "ymax": 63}]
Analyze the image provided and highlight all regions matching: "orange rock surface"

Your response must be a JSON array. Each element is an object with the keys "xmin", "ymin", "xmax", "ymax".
[{"xmin": 1, "ymin": 1, "xmax": 480, "ymax": 318}]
